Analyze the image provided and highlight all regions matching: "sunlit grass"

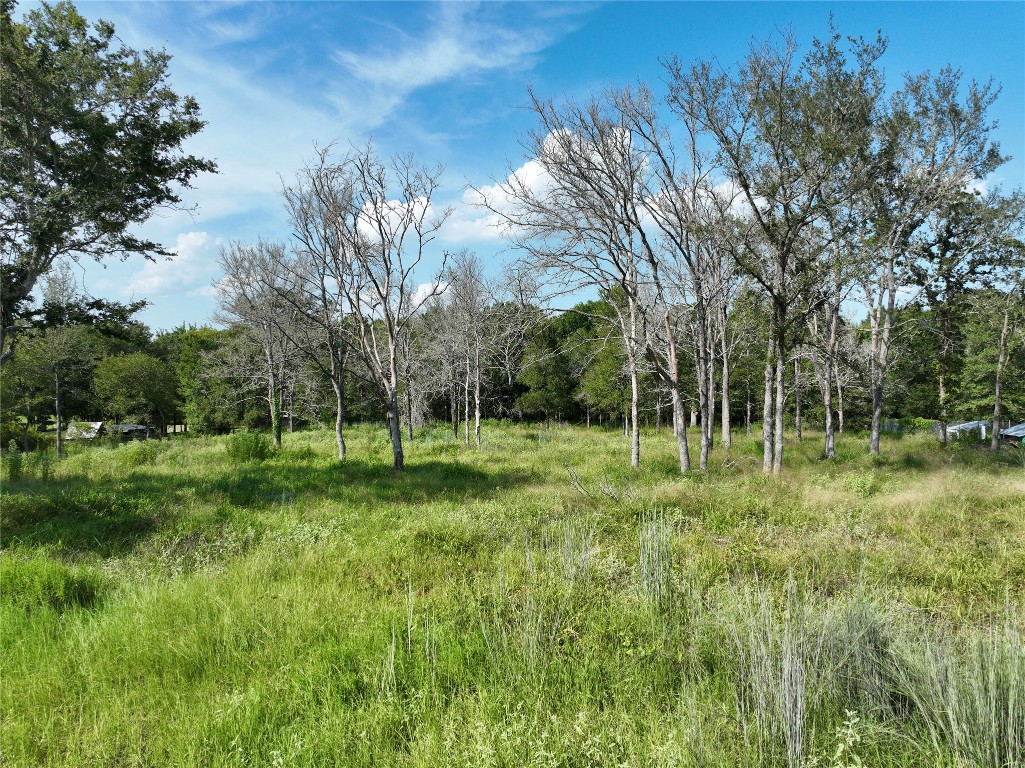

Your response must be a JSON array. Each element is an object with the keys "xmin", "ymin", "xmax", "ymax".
[{"xmin": 1, "ymin": 423, "xmax": 1022, "ymax": 766}]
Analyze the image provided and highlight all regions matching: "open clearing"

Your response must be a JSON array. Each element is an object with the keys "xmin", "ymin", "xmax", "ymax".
[{"xmin": 2, "ymin": 425, "xmax": 1023, "ymax": 767}]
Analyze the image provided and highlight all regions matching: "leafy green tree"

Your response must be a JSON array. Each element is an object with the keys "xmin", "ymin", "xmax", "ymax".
[
  {"xmin": 908, "ymin": 189, "xmax": 1025, "ymax": 441},
  {"xmin": 956, "ymin": 287, "xmax": 1025, "ymax": 442},
  {"xmin": 153, "ymin": 325, "xmax": 235, "ymax": 434},
  {"xmin": 0, "ymin": 0, "xmax": 215, "ymax": 363},
  {"xmin": 13, "ymin": 324, "xmax": 97, "ymax": 456},
  {"xmin": 93, "ymin": 352, "xmax": 178, "ymax": 434},
  {"xmin": 516, "ymin": 311, "xmax": 587, "ymax": 427}
]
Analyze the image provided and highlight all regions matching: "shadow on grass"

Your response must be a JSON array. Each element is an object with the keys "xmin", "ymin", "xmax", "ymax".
[{"xmin": 0, "ymin": 457, "xmax": 531, "ymax": 560}]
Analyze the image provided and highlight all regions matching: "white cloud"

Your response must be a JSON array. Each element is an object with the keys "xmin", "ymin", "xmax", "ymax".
[
  {"xmin": 441, "ymin": 158, "xmax": 553, "ymax": 244},
  {"xmin": 412, "ymin": 281, "xmax": 446, "ymax": 307},
  {"xmin": 330, "ymin": 4, "xmax": 559, "ymax": 127},
  {"xmin": 122, "ymin": 232, "xmax": 219, "ymax": 298}
]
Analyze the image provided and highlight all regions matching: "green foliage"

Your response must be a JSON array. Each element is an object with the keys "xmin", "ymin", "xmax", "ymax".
[
  {"xmin": 226, "ymin": 429, "xmax": 272, "ymax": 463},
  {"xmin": 117, "ymin": 439, "xmax": 164, "ymax": 468},
  {"xmin": 0, "ymin": 425, "xmax": 1022, "ymax": 766},
  {"xmin": 154, "ymin": 325, "xmax": 239, "ymax": 434},
  {"xmin": 0, "ymin": 555, "xmax": 105, "ymax": 611},
  {"xmin": 2, "ymin": 440, "xmax": 22, "ymax": 481},
  {"xmin": 516, "ymin": 310, "xmax": 588, "ymax": 421},
  {"xmin": 93, "ymin": 352, "xmax": 178, "ymax": 428},
  {"xmin": 0, "ymin": 0, "xmax": 215, "ymax": 360}
]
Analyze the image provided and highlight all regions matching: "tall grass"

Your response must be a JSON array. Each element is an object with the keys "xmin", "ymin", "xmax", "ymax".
[
  {"xmin": 895, "ymin": 610, "xmax": 1025, "ymax": 768},
  {"xmin": 0, "ymin": 423, "xmax": 1022, "ymax": 766}
]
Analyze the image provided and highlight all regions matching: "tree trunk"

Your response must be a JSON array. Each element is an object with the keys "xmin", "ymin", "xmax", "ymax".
[
  {"xmin": 869, "ymin": 375, "xmax": 883, "ymax": 455},
  {"xmin": 332, "ymin": 377, "xmax": 347, "ymax": 460},
  {"xmin": 629, "ymin": 360, "xmax": 640, "ymax": 468},
  {"xmin": 868, "ymin": 259, "xmax": 896, "ymax": 456},
  {"xmin": 794, "ymin": 356, "xmax": 802, "ymax": 444},
  {"xmin": 474, "ymin": 346, "xmax": 482, "ymax": 449},
  {"xmin": 991, "ymin": 305, "xmax": 1011, "ymax": 452},
  {"xmin": 387, "ymin": 388, "xmax": 404, "ymax": 471},
  {"xmin": 406, "ymin": 382, "xmax": 414, "ymax": 442},
  {"xmin": 695, "ymin": 310, "xmax": 712, "ymax": 472},
  {"xmin": 450, "ymin": 384, "xmax": 458, "ymax": 437},
  {"xmin": 938, "ymin": 370, "xmax": 949, "ymax": 446},
  {"xmin": 762, "ymin": 341, "xmax": 774, "ymax": 474},
  {"xmin": 773, "ymin": 342, "xmax": 785, "ymax": 476},
  {"xmin": 655, "ymin": 396, "xmax": 662, "ymax": 434},
  {"xmin": 463, "ymin": 355, "xmax": 471, "ymax": 445},
  {"xmin": 671, "ymin": 384, "xmax": 691, "ymax": 473},
  {"xmin": 266, "ymin": 347, "xmax": 281, "ymax": 448},
  {"xmin": 745, "ymin": 383, "xmax": 751, "ymax": 437},
  {"xmin": 54, "ymin": 373, "xmax": 63, "ymax": 459},
  {"xmin": 822, "ymin": 306, "xmax": 838, "ymax": 459},
  {"xmin": 720, "ymin": 327, "xmax": 731, "ymax": 450}
]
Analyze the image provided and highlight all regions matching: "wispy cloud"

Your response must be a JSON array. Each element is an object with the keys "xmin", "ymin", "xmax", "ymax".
[
  {"xmin": 442, "ymin": 159, "xmax": 551, "ymax": 243},
  {"xmin": 122, "ymin": 232, "xmax": 219, "ymax": 299},
  {"xmin": 329, "ymin": 4, "xmax": 571, "ymax": 128}
]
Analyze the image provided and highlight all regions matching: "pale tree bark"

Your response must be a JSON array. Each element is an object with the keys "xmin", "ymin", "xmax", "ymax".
[
  {"xmin": 667, "ymin": 30, "xmax": 885, "ymax": 473},
  {"xmin": 719, "ymin": 304, "xmax": 732, "ymax": 449},
  {"xmin": 991, "ymin": 304, "xmax": 1011, "ymax": 451},
  {"xmin": 794, "ymin": 355, "xmax": 802, "ymax": 443},
  {"xmin": 474, "ymin": 344, "xmax": 482, "ymax": 449},
  {"xmin": 342, "ymin": 145, "xmax": 451, "ymax": 472},
  {"xmin": 762, "ymin": 341, "xmax": 774, "ymax": 474},
  {"xmin": 860, "ymin": 69, "xmax": 1005, "ymax": 455},
  {"xmin": 463, "ymin": 352, "xmax": 471, "ymax": 446}
]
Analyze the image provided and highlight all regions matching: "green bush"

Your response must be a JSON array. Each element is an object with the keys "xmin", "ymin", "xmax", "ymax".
[
  {"xmin": 25, "ymin": 449, "xmax": 54, "ymax": 481},
  {"xmin": 3, "ymin": 441, "xmax": 23, "ymax": 482},
  {"xmin": 896, "ymin": 417, "xmax": 939, "ymax": 434},
  {"xmin": 226, "ymin": 429, "xmax": 272, "ymax": 463},
  {"xmin": 0, "ymin": 555, "xmax": 106, "ymax": 611},
  {"xmin": 1, "ymin": 424, "xmax": 55, "ymax": 453},
  {"xmin": 119, "ymin": 439, "xmax": 163, "ymax": 467}
]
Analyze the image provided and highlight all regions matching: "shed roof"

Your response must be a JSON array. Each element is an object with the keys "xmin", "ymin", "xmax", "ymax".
[
  {"xmin": 64, "ymin": 421, "xmax": 106, "ymax": 439},
  {"xmin": 948, "ymin": 420, "xmax": 990, "ymax": 432}
]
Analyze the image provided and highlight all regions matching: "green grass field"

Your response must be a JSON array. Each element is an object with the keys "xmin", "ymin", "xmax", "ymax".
[{"xmin": 2, "ymin": 424, "xmax": 1023, "ymax": 767}]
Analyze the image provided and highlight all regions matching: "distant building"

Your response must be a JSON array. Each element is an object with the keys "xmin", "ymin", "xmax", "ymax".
[
  {"xmin": 110, "ymin": 423, "xmax": 157, "ymax": 440},
  {"xmin": 64, "ymin": 421, "xmax": 107, "ymax": 440},
  {"xmin": 998, "ymin": 423, "xmax": 1025, "ymax": 444},
  {"xmin": 63, "ymin": 422, "xmax": 156, "ymax": 441},
  {"xmin": 946, "ymin": 420, "xmax": 991, "ymax": 440}
]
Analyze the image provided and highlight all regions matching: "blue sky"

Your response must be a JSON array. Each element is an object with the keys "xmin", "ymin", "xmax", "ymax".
[{"xmin": 29, "ymin": 1, "xmax": 1025, "ymax": 332}]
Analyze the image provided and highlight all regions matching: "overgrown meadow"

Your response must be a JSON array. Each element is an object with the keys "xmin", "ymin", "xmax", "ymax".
[{"xmin": 1, "ymin": 424, "xmax": 1023, "ymax": 767}]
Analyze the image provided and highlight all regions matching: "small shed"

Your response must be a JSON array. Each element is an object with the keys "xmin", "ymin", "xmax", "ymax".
[
  {"xmin": 947, "ymin": 420, "xmax": 991, "ymax": 440},
  {"xmin": 998, "ymin": 423, "xmax": 1025, "ymax": 444},
  {"xmin": 110, "ymin": 423, "xmax": 156, "ymax": 440},
  {"xmin": 64, "ymin": 421, "xmax": 107, "ymax": 440}
]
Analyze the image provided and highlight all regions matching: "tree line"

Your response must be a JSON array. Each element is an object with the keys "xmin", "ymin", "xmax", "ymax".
[{"xmin": 2, "ymin": 5, "xmax": 1023, "ymax": 473}]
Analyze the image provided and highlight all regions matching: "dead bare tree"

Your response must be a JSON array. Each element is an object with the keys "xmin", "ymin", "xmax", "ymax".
[
  {"xmin": 341, "ymin": 144, "xmax": 451, "ymax": 471},
  {"xmin": 475, "ymin": 91, "xmax": 655, "ymax": 468},
  {"xmin": 279, "ymin": 146, "xmax": 357, "ymax": 460},
  {"xmin": 215, "ymin": 240, "xmax": 298, "ymax": 447}
]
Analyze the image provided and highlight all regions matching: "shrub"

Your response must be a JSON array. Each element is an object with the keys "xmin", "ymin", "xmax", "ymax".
[
  {"xmin": 0, "ymin": 555, "xmax": 106, "ymax": 612},
  {"xmin": 26, "ymin": 449, "xmax": 54, "ymax": 481},
  {"xmin": 3, "ymin": 441, "xmax": 23, "ymax": 482},
  {"xmin": 119, "ymin": 439, "xmax": 163, "ymax": 467},
  {"xmin": 226, "ymin": 429, "xmax": 272, "ymax": 463}
]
